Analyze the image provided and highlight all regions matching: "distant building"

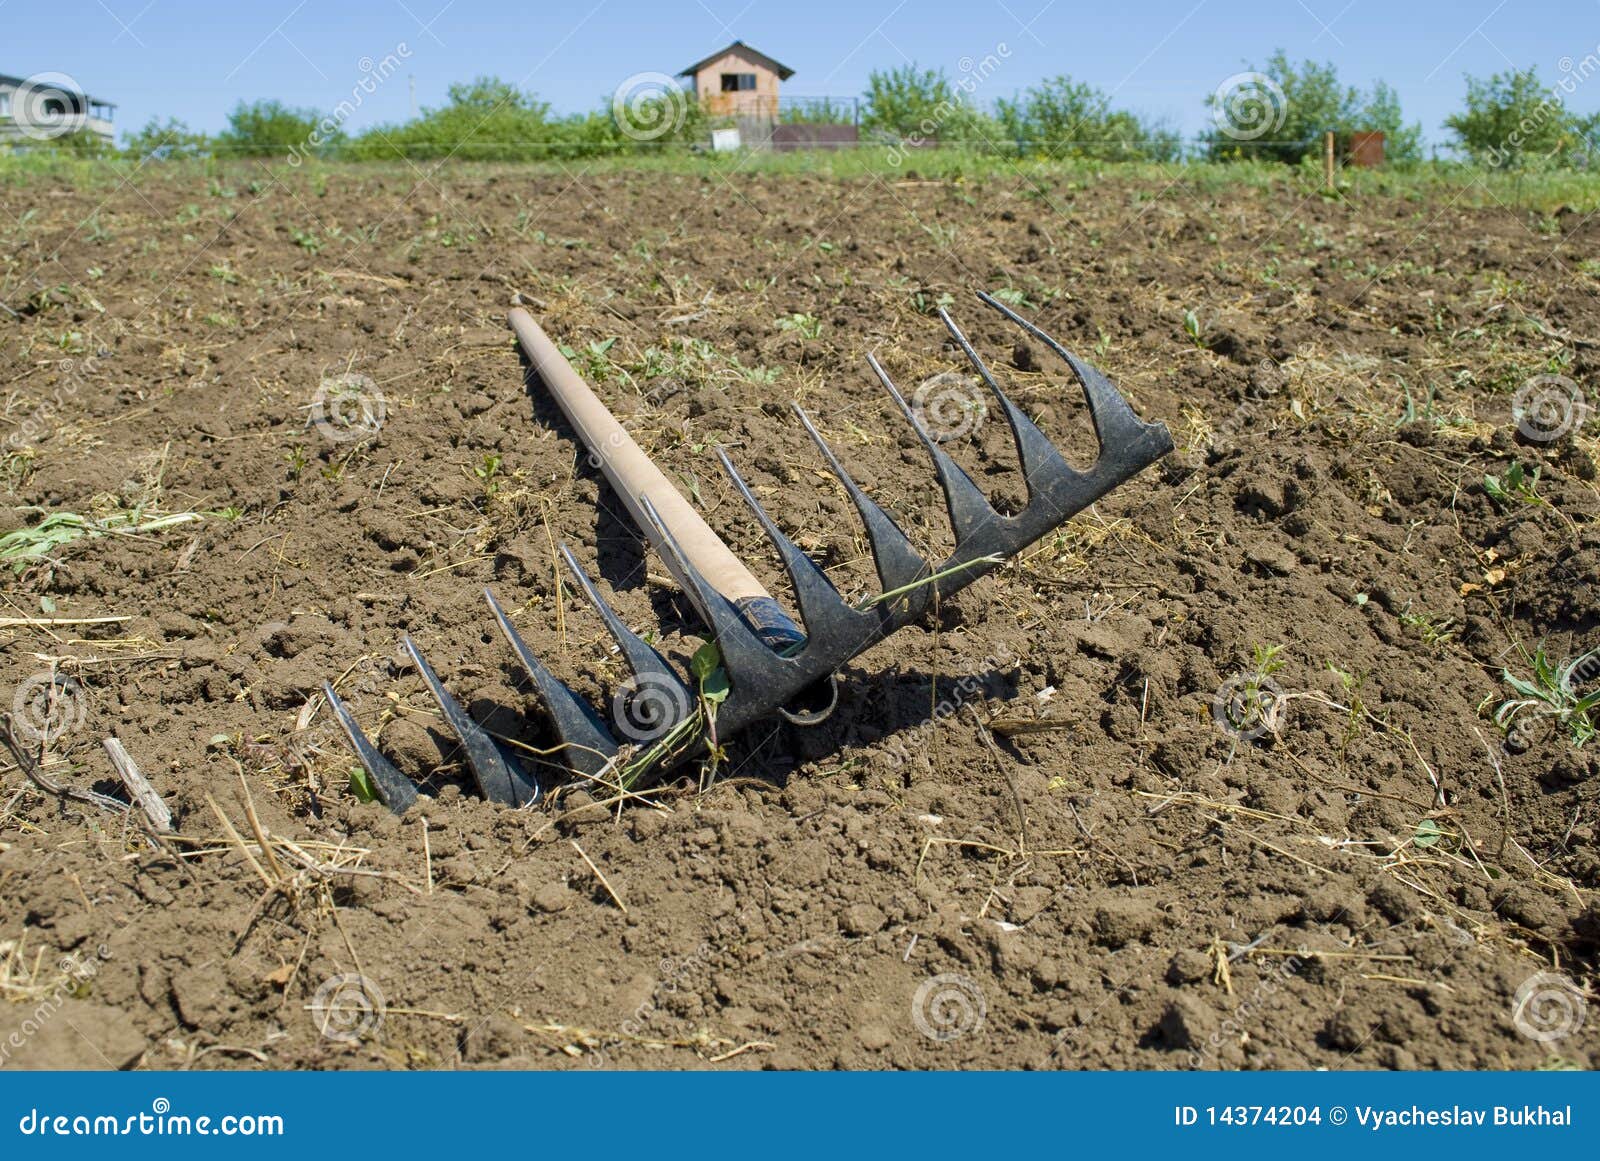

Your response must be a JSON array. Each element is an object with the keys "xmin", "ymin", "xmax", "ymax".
[
  {"xmin": 678, "ymin": 41, "xmax": 793, "ymax": 121},
  {"xmin": 0, "ymin": 73, "xmax": 116, "ymax": 145}
]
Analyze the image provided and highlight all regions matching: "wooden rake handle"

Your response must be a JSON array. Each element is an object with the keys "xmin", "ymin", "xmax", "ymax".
[{"xmin": 508, "ymin": 307, "xmax": 804, "ymax": 649}]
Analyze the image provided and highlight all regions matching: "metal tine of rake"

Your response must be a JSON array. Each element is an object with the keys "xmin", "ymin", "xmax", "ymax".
[
  {"xmin": 713, "ymin": 447, "xmax": 877, "ymax": 649},
  {"xmin": 483, "ymin": 588, "xmax": 618, "ymax": 782},
  {"xmin": 326, "ymin": 292, "xmax": 1172, "ymax": 802},
  {"xmin": 635, "ymin": 493, "xmax": 791, "ymax": 709},
  {"xmin": 322, "ymin": 682, "xmax": 419, "ymax": 813},
  {"xmin": 937, "ymin": 299, "xmax": 1076, "ymax": 494},
  {"xmin": 975, "ymin": 288, "xmax": 1158, "ymax": 458},
  {"xmin": 791, "ymin": 403, "xmax": 932, "ymax": 618},
  {"xmin": 402, "ymin": 636, "xmax": 540, "ymax": 808},
  {"xmin": 556, "ymin": 543, "xmax": 695, "ymax": 745},
  {"xmin": 868, "ymin": 350, "xmax": 998, "ymax": 551}
]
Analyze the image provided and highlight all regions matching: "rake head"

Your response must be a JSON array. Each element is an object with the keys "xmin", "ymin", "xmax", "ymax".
[{"xmin": 327, "ymin": 292, "xmax": 1172, "ymax": 809}]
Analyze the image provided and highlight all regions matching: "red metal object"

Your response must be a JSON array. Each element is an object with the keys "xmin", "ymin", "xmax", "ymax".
[{"xmin": 1347, "ymin": 131, "xmax": 1386, "ymax": 168}]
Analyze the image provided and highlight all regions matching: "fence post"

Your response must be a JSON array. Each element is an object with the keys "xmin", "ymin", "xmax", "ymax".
[{"xmin": 1323, "ymin": 130, "xmax": 1335, "ymax": 190}]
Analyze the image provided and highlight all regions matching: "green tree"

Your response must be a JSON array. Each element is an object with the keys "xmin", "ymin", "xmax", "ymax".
[
  {"xmin": 861, "ymin": 65, "xmax": 996, "ymax": 146},
  {"xmin": 123, "ymin": 117, "xmax": 209, "ymax": 160},
  {"xmin": 350, "ymin": 77, "xmax": 552, "ymax": 161},
  {"xmin": 215, "ymin": 100, "xmax": 327, "ymax": 157},
  {"xmin": 1360, "ymin": 80, "xmax": 1423, "ymax": 165},
  {"xmin": 1445, "ymin": 68, "xmax": 1571, "ymax": 167},
  {"xmin": 996, "ymin": 75, "xmax": 1180, "ymax": 161},
  {"xmin": 1203, "ymin": 51, "xmax": 1420, "ymax": 165}
]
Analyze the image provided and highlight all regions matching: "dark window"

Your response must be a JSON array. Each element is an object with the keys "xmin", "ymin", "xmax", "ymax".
[{"xmin": 721, "ymin": 73, "xmax": 756, "ymax": 92}]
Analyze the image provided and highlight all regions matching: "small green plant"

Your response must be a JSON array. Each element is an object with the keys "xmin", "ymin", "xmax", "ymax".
[
  {"xmin": 1494, "ymin": 645, "xmax": 1600, "ymax": 747},
  {"xmin": 474, "ymin": 452, "xmax": 503, "ymax": 499},
  {"xmin": 732, "ymin": 357, "xmax": 780, "ymax": 386},
  {"xmin": 1182, "ymin": 308, "xmax": 1208, "ymax": 349},
  {"xmin": 0, "ymin": 510, "xmax": 205, "ymax": 573},
  {"xmin": 284, "ymin": 445, "xmax": 309, "ymax": 480},
  {"xmin": 1483, "ymin": 460, "xmax": 1543, "ymax": 506},
  {"xmin": 290, "ymin": 227, "xmax": 322, "ymax": 254},
  {"xmin": 558, "ymin": 337, "xmax": 619, "ymax": 382},
  {"xmin": 1398, "ymin": 609, "xmax": 1456, "ymax": 646},
  {"xmin": 775, "ymin": 312, "xmax": 822, "ymax": 340}
]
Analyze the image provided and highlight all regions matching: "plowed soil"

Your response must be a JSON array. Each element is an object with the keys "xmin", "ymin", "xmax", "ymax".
[{"xmin": 1, "ymin": 163, "xmax": 1596, "ymax": 1071}]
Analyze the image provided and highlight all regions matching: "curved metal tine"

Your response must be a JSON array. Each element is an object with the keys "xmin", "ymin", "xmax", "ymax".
[
  {"xmin": 557, "ymin": 544, "xmax": 692, "ymax": 715},
  {"xmin": 866, "ymin": 352, "xmax": 998, "ymax": 547},
  {"xmin": 322, "ymin": 681, "xmax": 419, "ymax": 814},
  {"xmin": 713, "ymin": 448, "xmax": 868, "ymax": 646},
  {"xmin": 636, "ymin": 495, "xmax": 787, "ymax": 694},
  {"xmin": 938, "ymin": 305, "xmax": 1076, "ymax": 491},
  {"xmin": 976, "ymin": 289, "xmax": 1154, "ymax": 451},
  {"xmin": 402, "ymin": 636, "xmax": 536, "ymax": 807},
  {"xmin": 792, "ymin": 404, "xmax": 930, "ymax": 603},
  {"xmin": 484, "ymin": 588, "xmax": 616, "ymax": 782}
]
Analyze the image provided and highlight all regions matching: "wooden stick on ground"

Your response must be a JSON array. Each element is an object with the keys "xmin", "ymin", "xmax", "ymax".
[{"xmin": 101, "ymin": 737, "xmax": 173, "ymax": 834}]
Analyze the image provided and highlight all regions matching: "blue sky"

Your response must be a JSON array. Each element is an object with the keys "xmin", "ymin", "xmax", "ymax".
[{"xmin": 4, "ymin": 0, "xmax": 1599, "ymax": 148}]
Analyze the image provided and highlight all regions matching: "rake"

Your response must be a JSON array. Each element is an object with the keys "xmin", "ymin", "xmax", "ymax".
[{"xmin": 325, "ymin": 292, "xmax": 1172, "ymax": 811}]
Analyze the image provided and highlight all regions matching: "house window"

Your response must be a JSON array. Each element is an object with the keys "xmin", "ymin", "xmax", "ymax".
[
  {"xmin": 720, "ymin": 73, "xmax": 756, "ymax": 92},
  {"xmin": 0, "ymin": 93, "xmax": 10, "ymax": 117}
]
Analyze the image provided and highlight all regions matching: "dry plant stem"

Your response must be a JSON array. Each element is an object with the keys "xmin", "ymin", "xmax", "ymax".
[
  {"xmin": 1, "ymin": 712, "xmax": 130, "ymax": 819},
  {"xmin": 570, "ymin": 839, "xmax": 628, "ymax": 913},
  {"xmin": 101, "ymin": 737, "xmax": 173, "ymax": 833}
]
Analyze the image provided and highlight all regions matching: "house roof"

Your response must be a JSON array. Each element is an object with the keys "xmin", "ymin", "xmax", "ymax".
[
  {"xmin": 678, "ymin": 41, "xmax": 794, "ymax": 81},
  {"xmin": 0, "ymin": 73, "xmax": 116, "ymax": 108}
]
